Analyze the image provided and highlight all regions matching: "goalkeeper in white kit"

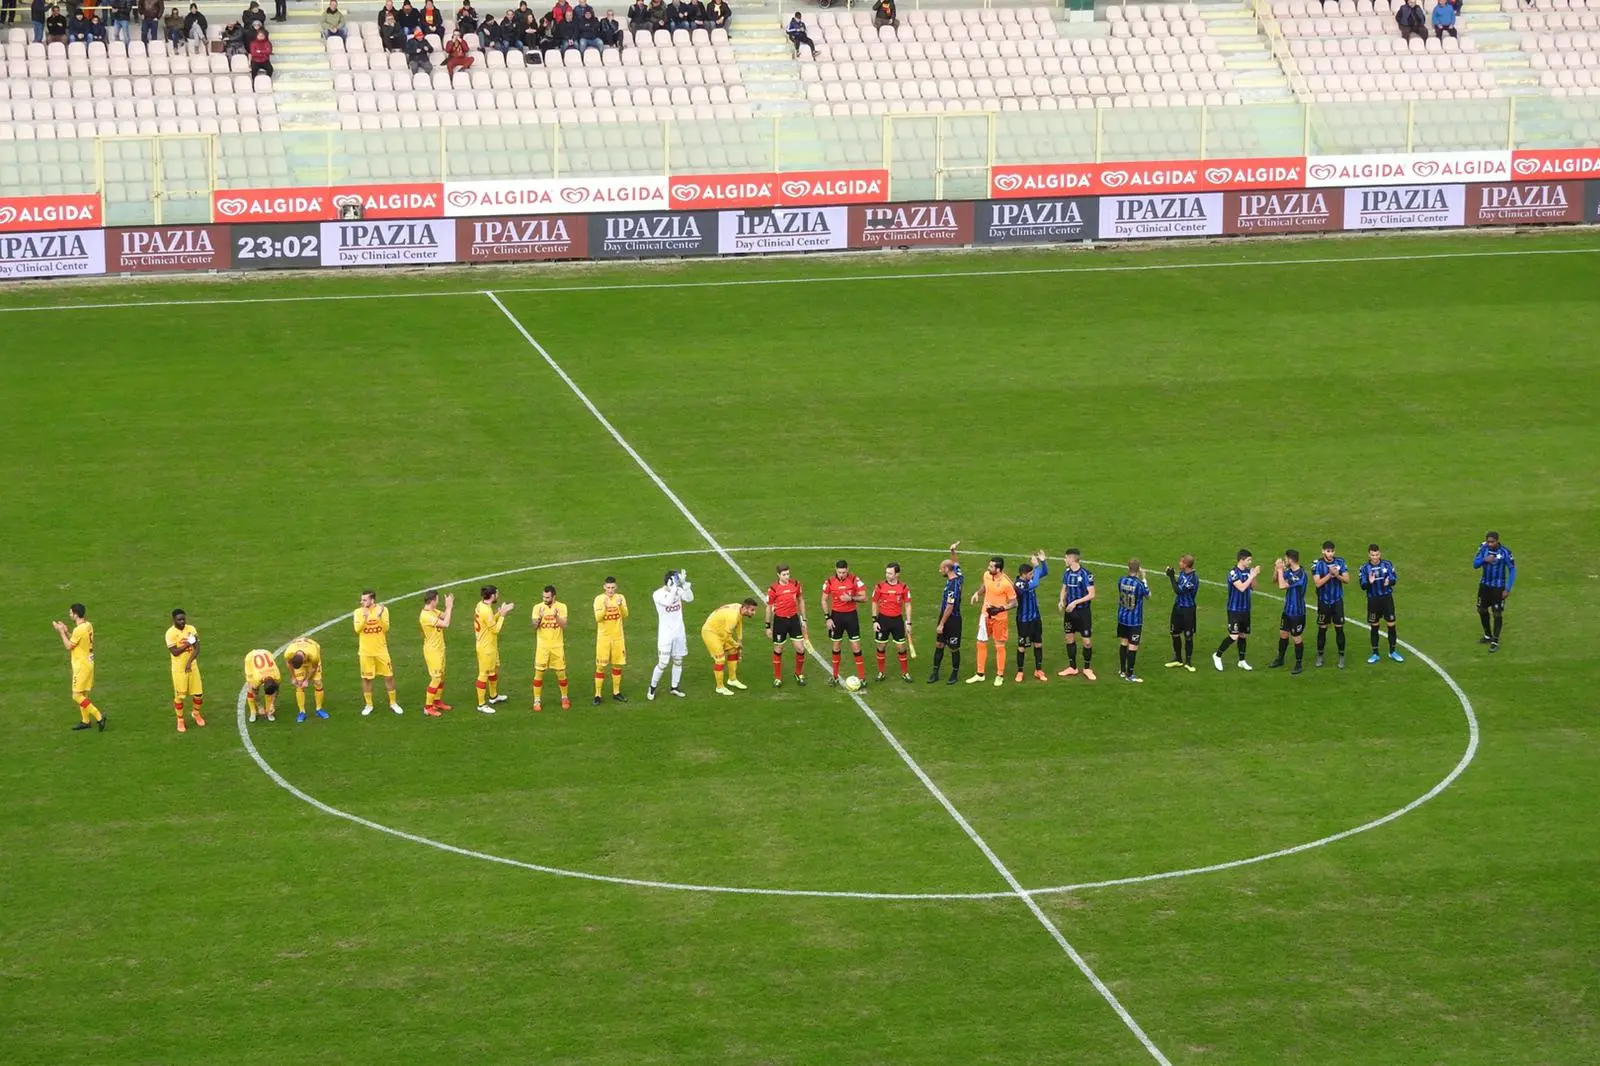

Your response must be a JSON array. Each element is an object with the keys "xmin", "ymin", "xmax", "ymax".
[{"xmin": 649, "ymin": 568, "xmax": 694, "ymax": 700}]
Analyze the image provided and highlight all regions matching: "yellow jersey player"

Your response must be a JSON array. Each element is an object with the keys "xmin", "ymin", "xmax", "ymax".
[
  {"xmin": 531, "ymin": 585, "xmax": 569, "ymax": 711},
  {"xmin": 284, "ymin": 636, "xmax": 328, "ymax": 722},
  {"xmin": 592, "ymin": 576, "xmax": 630, "ymax": 706},
  {"xmin": 702, "ymin": 598, "xmax": 759, "ymax": 696},
  {"xmin": 473, "ymin": 585, "xmax": 515, "ymax": 714},
  {"xmin": 165, "ymin": 608, "xmax": 206, "ymax": 732},
  {"xmin": 354, "ymin": 589, "xmax": 403, "ymax": 716},
  {"xmin": 53, "ymin": 603, "xmax": 105, "ymax": 732},
  {"xmin": 419, "ymin": 589, "xmax": 456, "ymax": 718},
  {"xmin": 243, "ymin": 648, "xmax": 281, "ymax": 723}
]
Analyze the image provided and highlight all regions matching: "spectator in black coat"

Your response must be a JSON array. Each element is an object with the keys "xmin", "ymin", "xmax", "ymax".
[
  {"xmin": 45, "ymin": 2, "xmax": 68, "ymax": 39},
  {"xmin": 871, "ymin": 0, "xmax": 895, "ymax": 30},
  {"xmin": 31, "ymin": 0, "xmax": 48, "ymax": 43},
  {"xmin": 418, "ymin": 0, "xmax": 443, "ymax": 33},
  {"xmin": 241, "ymin": 0, "xmax": 265, "ymax": 33},
  {"xmin": 1395, "ymin": 0, "xmax": 1427, "ymax": 41},
  {"xmin": 705, "ymin": 0, "xmax": 726, "ymax": 29},
  {"xmin": 379, "ymin": 9, "xmax": 403, "ymax": 47},
  {"xmin": 455, "ymin": 0, "xmax": 475, "ymax": 32},
  {"xmin": 645, "ymin": 0, "xmax": 664, "ymax": 29},
  {"xmin": 404, "ymin": 24, "xmax": 431, "ymax": 70},
  {"xmin": 476, "ymin": 10, "xmax": 499, "ymax": 47},
  {"xmin": 396, "ymin": 0, "xmax": 418, "ymax": 30},
  {"xmin": 684, "ymin": 0, "xmax": 704, "ymax": 28},
  {"xmin": 576, "ymin": 6, "xmax": 599, "ymax": 47},
  {"xmin": 786, "ymin": 10, "xmax": 813, "ymax": 57},
  {"xmin": 625, "ymin": 0, "xmax": 645, "ymax": 29},
  {"xmin": 598, "ymin": 7, "xmax": 620, "ymax": 45}
]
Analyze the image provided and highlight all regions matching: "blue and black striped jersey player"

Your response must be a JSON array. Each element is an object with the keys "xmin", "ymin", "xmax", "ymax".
[
  {"xmin": 1269, "ymin": 549, "xmax": 1310, "ymax": 674},
  {"xmin": 1115, "ymin": 559, "xmax": 1152, "ymax": 683},
  {"xmin": 1312, "ymin": 540, "xmax": 1351, "ymax": 669},
  {"xmin": 1472, "ymin": 530, "xmax": 1516, "ymax": 652},
  {"xmin": 928, "ymin": 541, "xmax": 964, "ymax": 685},
  {"xmin": 1213, "ymin": 549, "xmax": 1260, "ymax": 671},
  {"xmin": 1012, "ymin": 550, "xmax": 1049, "ymax": 682},
  {"xmin": 1359, "ymin": 544, "xmax": 1404, "ymax": 664},
  {"xmin": 1056, "ymin": 548, "xmax": 1097, "ymax": 681},
  {"xmin": 1162, "ymin": 554, "xmax": 1199, "ymax": 671}
]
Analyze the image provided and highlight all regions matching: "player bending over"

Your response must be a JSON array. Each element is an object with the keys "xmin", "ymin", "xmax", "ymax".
[
  {"xmin": 244, "ymin": 648, "xmax": 281, "ymax": 723},
  {"xmin": 821, "ymin": 560, "xmax": 868, "ymax": 688},
  {"xmin": 927, "ymin": 542, "xmax": 963, "ymax": 685},
  {"xmin": 1012, "ymin": 551, "xmax": 1048, "ymax": 682},
  {"xmin": 968, "ymin": 555, "xmax": 1016, "ymax": 687},
  {"xmin": 419, "ymin": 589, "xmax": 456, "ymax": 717},
  {"xmin": 284, "ymin": 636, "xmax": 327, "ymax": 722},
  {"xmin": 53, "ymin": 603, "xmax": 105, "ymax": 732},
  {"xmin": 765, "ymin": 565, "xmax": 809, "ymax": 687},
  {"xmin": 1212, "ymin": 549, "xmax": 1259, "ymax": 671},
  {"xmin": 1163, "ymin": 555, "xmax": 1199, "ymax": 672},
  {"xmin": 531, "ymin": 585, "xmax": 570, "ymax": 711},
  {"xmin": 649, "ymin": 569, "xmax": 693, "ymax": 700},
  {"xmin": 1057, "ymin": 548, "xmax": 1097, "ymax": 681},
  {"xmin": 703, "ymin": 598, "xmax": 759, "ymax": 695},
  {"xmin": 1360, "ymin": 544, "xmax": 1403, "ymax": 664},
  {"xmin": 166, "ymin": 608, "xmax": 205, "ymax": 732},
  {"xmin": 593, "ymin": 577, "xmax": 631, "ymax": 705},
  {"xmin": 1269, "ymin": 550, "xmax": 1309, "ymax": 674},
  {"xmin": 871, "ymin": 562, "xmax": 913, "ymax": 683}
]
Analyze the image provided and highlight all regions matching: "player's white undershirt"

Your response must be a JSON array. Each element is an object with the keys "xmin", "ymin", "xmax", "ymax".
[{"xmin": 650, "ymin": 576, "xmax": 694, "ymax": 692}]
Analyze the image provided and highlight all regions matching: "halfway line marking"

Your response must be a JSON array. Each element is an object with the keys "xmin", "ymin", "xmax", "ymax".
[
  {"xmin": 484, "ymin": 294, "xmax": 1174, "ymax": 1065},
  {"xmin": 1, "ymin": 242, "xmax": 1594, "ymax": 314}
]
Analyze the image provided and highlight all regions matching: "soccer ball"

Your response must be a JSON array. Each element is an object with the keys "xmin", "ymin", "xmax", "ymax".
[{"xmin": 843, "ymin": 675, "xmax": 862, "ymax": 692}]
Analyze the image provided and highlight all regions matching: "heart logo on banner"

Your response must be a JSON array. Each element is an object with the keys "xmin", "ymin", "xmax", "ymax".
[
  {"xmin": 561, "ymin": 187, "xmax": 590, "ymax": 204},
  {"xmin": 0, "ymin": 206, "xmax": 16, "ymax": 225},
  {"xmin": 447, "ymin": 190, "xmax": 477, "ymax": 208},
  {"xmin": 993, "ymin": 173, "xmax": 1022, "ymax": 192},
  {"xmin": 1204, "ymin": 167, "xmax": 1233, "ymax": 186},
  {"xmin": 1512, "ymin": 157, "xmax": 1539, "ymax": 176},
  {"xmin": 780, "ymin": 180, "xmax": 811, "ymax": 199},
  {"xmin": 1413, "ymin": 160, "xmax": 1439, "ymax": 177},
  {"xmin": 215, "ymin": 197, "xmax": 248, "ymax": 217},
  {"xmin": 1101, "ymin": 170, "xmax": 1128, "ymax": 189},
  {"xmin": 331, "ymin": 194, "xmax": 361, "ymax": 208},
  {"xmin": 1308, "ymin": 163, "xmax": 1335, "ymax": 181},
  {"xmin": 672, "ymin": 184, "xmax": 700, "ymax": 202}
]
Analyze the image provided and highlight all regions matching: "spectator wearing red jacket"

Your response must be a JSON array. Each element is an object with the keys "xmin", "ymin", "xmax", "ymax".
[
  {"xmin": 444, "ymin": 27, "xmax": 473, "ymax": 71},
  {"xmin": 248, "ymin": 27, "xmax": 272, "ymax": 75}
]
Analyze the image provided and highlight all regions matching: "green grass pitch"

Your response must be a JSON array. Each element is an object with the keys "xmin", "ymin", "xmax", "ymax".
[{"xmin": 4, "ymin": 231, "xmax": 1599, "ymax": 1065}]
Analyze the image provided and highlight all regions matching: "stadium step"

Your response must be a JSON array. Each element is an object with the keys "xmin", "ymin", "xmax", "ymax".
[
  {"xmin": 729, "ymin": 0, "xmax": 809, "ymax": 114},
  {"xmin": 263, "ymin": 17, "xmax": 341, "ymax": 128}
]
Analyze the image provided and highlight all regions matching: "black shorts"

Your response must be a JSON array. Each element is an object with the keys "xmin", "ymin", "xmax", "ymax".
[
  {"xmin": 936, "ymin": 613, "xmax": 962, "ymax": 648},
  {"xmin": 1316, "ymin": 601, "xmax": 1345, "ymax": 626},
  {"xmin": 1280, "ymin": 613, "xmax": 1306, "ymax": 637},
  {"xmin": 1168, "ymin": 606, "xmax": 1196, "ymax": 636},
  {"xmin": 1016, "ymin": 617, "xmax": 1044, "ymax": 645},
  {"xmin": 1477, "ymin": 584, "xmax": 1506, "ymax": 612},
  {"xmin": 873, "ymin": 615, "xmax": 906, "ymax": 643},
  {"xmin": 828, "ymin": 610, "xmax": 861, "ymax": 641},
  {"xmin": 1116, "ymin": 623, "xmax": 1142, "ymax": 645},
  {"xmin": 1227, "ymin": 610, "xmax": 1251, "ymax": 636},
  {"xmin": 1366, "ymin": 596, "xmax": 1396, "ymax": 624},
  {"xmin": 1063, "ymin": 608, "xmax": 1092, "ymax": 637},
  {"xmin": 770, "ymin": 615, "xmax": 804, "ymax": 644}
]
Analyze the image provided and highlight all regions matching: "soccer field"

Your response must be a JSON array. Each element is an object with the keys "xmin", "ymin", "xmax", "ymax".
[{"xmin": 5, "ymin": 231, "xmax": 1600, "ymax": 1066}]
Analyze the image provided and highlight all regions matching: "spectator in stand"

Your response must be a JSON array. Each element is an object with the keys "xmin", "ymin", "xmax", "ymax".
[
  {"xmin": 396, "ymin": 0, "xmax": 418, "ymax": 31},
  {"xmin": 46, "ymin": 2, "xmax": 68, "ymax": 40},
  {"xmin": 686, "ymin": 0, "xmax": 706, "ymax": 29},
  {"xmin": 183, "ymin": 2, "xmax": 206, "ymax": 52},
  {"xmin": 379, "ymin": 9, "xmax": 403, "ymax": 47},
  {"xmin": 625, "ymin": 0, "xmax": 645, "ymax": 29},
  {"xmin": 248, "ymin": 25, "xmax": 272, "ymax": 74},
  {"xmin": 509, "ymin": 0, "xmax": 528, "ymax": 29},
  {"xmin": 645, "ymin": 0, "xmax": 664, "ymax": 29},
  {"xmin": 162, "ymin": 2, "xmax": 182, "ymax": 42},
  {"xmin": 444, "ymin": 26, "xmax": 472, "ymax": 70},
  {"xmin": 419, "ymin": 0, "xmax": 443, "ymax": 34},
  {"xmin": 241, "ymin": 0, "xmax": 265, "ymax": 34},
  {"xmin": 455, "ymin": 0, "xmax": 476, "ymax": 34},
  {"xmin": 476, "ymin": 8, "xmax": 498, "ymax": 47},
  {"xmin": 871, "ymin": 0, "xmax": 895, "ymax": 31},
  {"xmin": 109, "ymin": 0, "xmax": 130, "ymax": 40},
  {"xmin": 321, "ymin": 0, "xmax": 345, "ymax": 38},
  {"xmin": 0, "ymin": 0, "xmax": 11, "ymax": 28},
  {"xmin": 558, "ymin": 5, "xmax": 579, "ymax": 47},
  {"xmin": 1395, "ymin": 0, "xmax": 1427, "ymax": 41},
  {"xmin": 273, "ymin": 0, "xmax": 284, "ymax": 25},
  {"xmin": 1431, "ymin": 0, "xmax": 1457, "ymax": 38},
  {"xmin": 598, "ymin": 6, "xmax": 620, "ymax": 45},
  {"xmin": 30, "ymin": 0, "xmax": 45, "ymax": 41},
  {"xmin": 705, "ymin": 0, "xmax": 727, "ymax": 29},
  {"xmin": 576, "ymin": 5, "xmax": 600, "ymax": 48},
  {"xmin": 667, "ymin": 0, "xmax": 689, "ymax": 30},
  {"xmin": 518, "ymin": 10, "xmax": 539, "ymax": 53},
  {"xmin": 220, "ymin": 16, "xmax": 244, "ymax": 51},
  {"xmin": 786, "ymin": 10, "xmax": 813, "ymax": 57},
  {"xmin": 138, "ymin": 0, "xmax": 161, "ymax": 42},
  {"xmin": 376, "ymin": 0, "xmax": 394, "ymax": 27},
  {"xmin": 404, "ymin": 24, "xmax": 432, "ymax": 70}
]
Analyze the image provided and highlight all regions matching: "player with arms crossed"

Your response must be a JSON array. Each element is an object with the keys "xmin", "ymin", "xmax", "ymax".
[
  {"xmin": 284, "ymin": 636, "xmax": 327, "ymax": 722},
  {"xmin": 593, "ymin": 577, "xmax": 630, "ymax": 705},
  {"xmin": 531, "ymin": 585, "xmax": 570, "ymax": 711},
  {"xmin": 649, "ymin": 568, "xmax": 694, "ymax": 700},
  {"xmin": 765, "ymin": 565, "xmax": 809, "ymax": 687},
  {"xmin": 1212, "ymin": 549, "xmax": 1260, "ymax": 671},
  {"xmin": 703, "ymin": 598, "xmax": 759, "ymax": 695},
  {"xmin": 53, "ymin": 603, "xmax": 105, "ymax": 732},
  {"xmin": 473, "ymin": 585, "xmax": 514, "ymax": 714},
  {"xmin": 1115, "ymin": 559, "xmax": 1151, "ymax": 683},
  {"xmin": 1269, "ymin": 550, "xmax": 1309, "ymax": 674},
  {"xmin": 419, "ymin": 589, "xmax": 455, "ymax": 717},
  {"xmin": 1359, "ymin": 544, "xmax": 1403, "ymax": 664},
  {"xmin": 968, "ymin": 556, "xmax": 1016, "ymax": 687},
  {"xmin": 1012, "ymin": 551, "xmax": 1049, "ymax": 682},
  {"xmin": 821, "ymin": 560, "xmax": 868, "ymax": 689},
  {"xmin": 1473, "ymin": 531, "xmax": 1515, "ymax": 652},
  {"xmin": 355, "ymin": 590, "xmax": 403, "ymax": 716},
  {"xmin": 1057, "ymin": 548, "xmax": 1097, "ymax": 681},
  {"xmin": 927, "ymin": 541, "xmax": 963, "ymax": 685},
  {"xmin": 1312, "ymin": 541, "xmax": 1350, "ymax": 669},
  {"xmin": 1163, "ymin": 555, "xmax": 1199, "ymax": 671},
  {"xmin": 243, "ymin": 648, "xmax": 281, "ymax": 723},
  {"xmin": 165, "ymin": 608, "xmax": 205, "ymax": 732},
  {"xmin": 871, "ymin": 563, "xmax": 914, "ymax": 683}
]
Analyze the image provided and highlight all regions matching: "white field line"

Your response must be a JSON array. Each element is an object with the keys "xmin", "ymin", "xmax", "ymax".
[
  {"xmin": 484, "ymin": 293, "xmax": 1174, "ymax": 1065},
  {"xmin": 1, "ymin": 243, "xmax": 1594, "ymax": 314},
  {"xmin": 235, "ymin": 543, "xmax": 1477, "ymax": 901}
]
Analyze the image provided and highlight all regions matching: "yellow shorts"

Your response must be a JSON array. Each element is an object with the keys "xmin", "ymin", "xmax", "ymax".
[
  {"xmin": 72, "ymin": 665, "xmax": 94, "ymax": 697},
  {"xmin": 595, "ymin": 635, "xmax": 626, "ymax": 667},
  {"xmin": 291, "ymin": 662, "xmax": 323, "ymax": 686},
  {"xmin": 476, "ymin": 648, "xmax": 500, "ymax": 678},
  {"xmin": 702, "ymin": 633, "xmax": 736, "ymax": 662},
  {"xmin": 534, "ymin": 645, "xmax": 566, "ymax": 674},
  {"xmin": 424, "ymin": 649, "xmax": 446, "ymax": 682},
  {"xmin": 360, "ymin": 653, "xmax": 393, "ymax": 680},
  {"xmin": 171, "ymin": 666, "xmax": 203, "ymax": 698}
]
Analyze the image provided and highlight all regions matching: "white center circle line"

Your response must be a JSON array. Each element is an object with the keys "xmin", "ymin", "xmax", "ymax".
[{"xmin": 236, "ymin": 545, "xmax": 1478, "ymax": 902}]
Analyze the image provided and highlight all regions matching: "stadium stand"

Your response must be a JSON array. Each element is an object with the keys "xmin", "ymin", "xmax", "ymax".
[
  {"xmin": 1510, "ymin": 0, "xmax": 1600, "ymax": 96},
  {"xmin": 1274, "ymin": 0, "xmax": 1502, "ymax": 102}
]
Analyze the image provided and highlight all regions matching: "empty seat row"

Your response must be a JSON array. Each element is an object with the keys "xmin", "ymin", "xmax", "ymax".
[
  {"xmin": 806, "ymin": 71, "xmax": 1235, "ymax": 102},
  {"xmin": 1297, "ymin": 52, "xmax": 1486, "ymax": 71},
  {"xmin": 0, "ymin": 51, "xmax": 252, "ymax": 79},
  {"xmin": 817, "ymin": 20, "xmax": 1061, "ymax": 45},
  {"xmin": 336, "ymin": 61, "xmax": 739, "ymax": 93},
  {"xmin": 803, "ymin": 53, "xmax": 1228, "ymax": 82},
  {"xmin": 810, "ymin": 91, "xmax": 1243, "ymax": 117},
  {"xmin": 1288, "ymin": 33, "xmax": 1474, "ymax": 55},
  {"xmin": 808, "ymin": 33, "xmax": 1220, "ymax": 66},
  {"xmin": 1509, "ymin": 11, "xmax": 1600, "ymax": 31},
  {"xmin": 1530, "ymin": 48, "xmax": 1600, "ymax": 67},
  {"xmin": 339, "ymin": 83, "xmax": 746, "ymax": 111},
  {"xmin": 2, "ymin": 92, "xmax": 273, "ymax": 121},
  {"xmin": 1, "ymin": 75, "xmax": 269, "ymax": 99},
  {"xmin": 337, "ymin": 104, "xmax": 752, "ymax": 129},
  {"xmin": 1309, "ymin": 87, "xmax": 1500, "ymax": 101},
  {"xmin": 814, "ymin": 5, "xmax": 1064, "ymax": 28},
  {"xmin": 1303, "ymin": 70, "xmax": 1496, "ymax": 91},
  {"xmin": 0, "ymin": 115, "xmax": 278, "ymax": 139}
]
